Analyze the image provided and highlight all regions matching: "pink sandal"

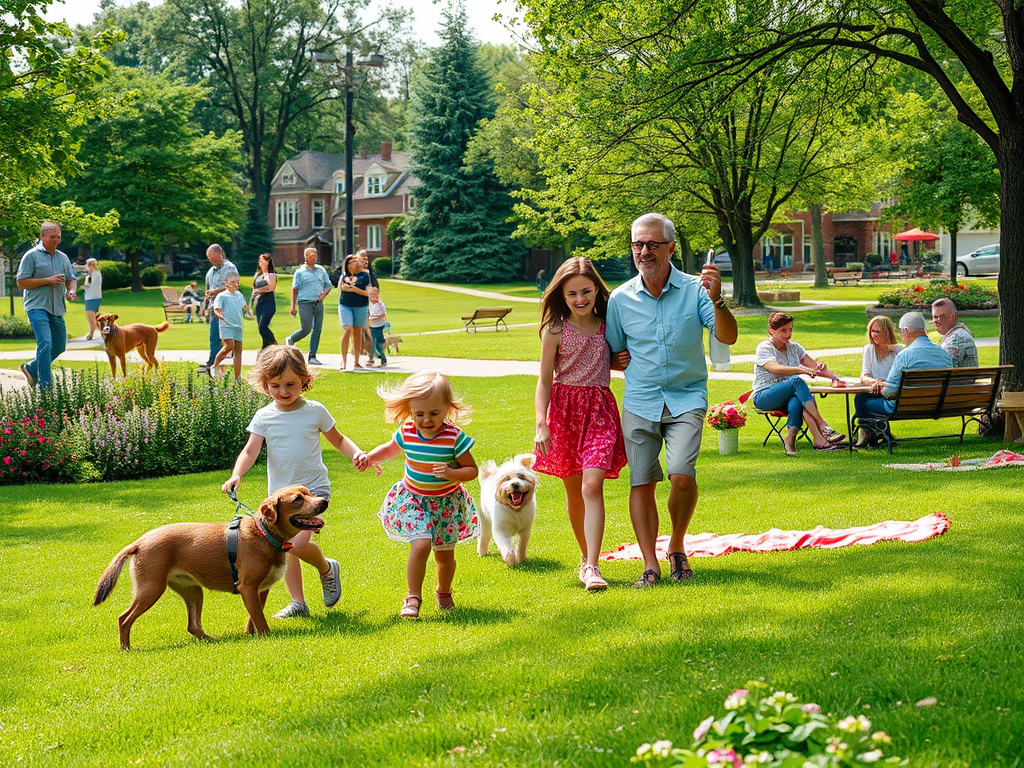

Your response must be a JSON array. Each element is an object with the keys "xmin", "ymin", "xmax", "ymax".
[
  {"xmin": 400, "ymin": 595, "xmax": 421, "ymax": 620},
  {"xmin": 435, "ymin": 589, "xmax": 455, "ymax": 611}
]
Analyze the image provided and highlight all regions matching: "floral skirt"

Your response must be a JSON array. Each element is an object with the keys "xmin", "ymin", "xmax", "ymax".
[
  {"xmin": 534, "ymin": 383, "xmax": 628, "ymax": 479},
  {"xmin": 378, "ymin": 480, "xmax": 479, "ymax": 550}
]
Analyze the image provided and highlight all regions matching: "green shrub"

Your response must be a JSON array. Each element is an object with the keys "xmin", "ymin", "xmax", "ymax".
[
  {"xmin": 0, "ymin": 315, "xmax": 34, "ymax": 339},
  {"xmin": 372, "ymin": 257, "xmax": 392, "ymax": 276},
  {"xmin": 877, "ymin": 280, "xmax": 999, "ymax": 310},
  {"xmin": 864, "ymin": 252, "xmax": 883, "ymax": 267},
  {"xmin": 97, "ymin": 260, "xmax": 131, "ymax": 290},
  {"xmin": 846, "ymin": 261, "xmax": 864, "ymax": 271},
  {"xmin": 140, "ymin": 267, "xmax": 166, "ymax": 287},
  {"xmin": 0, "ymin": 367, "xmax": 266, "ymax": 484}
]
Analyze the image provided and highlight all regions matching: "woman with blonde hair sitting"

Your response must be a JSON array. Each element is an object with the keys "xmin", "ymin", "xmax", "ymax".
[{"xmin": 855, "ymin": 315, "xmax": 904, "ymax": 448}]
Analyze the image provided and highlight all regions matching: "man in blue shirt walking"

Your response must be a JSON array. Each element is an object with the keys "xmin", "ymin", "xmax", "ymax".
[
  {"xmin": 606, "ymin": 213, "xmax": 737, "ymax": 588},
  {"xmin": 853, "ymin": 312, "xmax": 953, "ymax": 447},
  {"xmin": 16, "ymin": 221, "xmax": 77, "ymax": 388},
  {"xmin": 285, "ymin": 247, "xmax": 332, "ymax": 366},
  {"xmin": 199, "ymin": 243, "xmax": 238, "ymax": 373}
]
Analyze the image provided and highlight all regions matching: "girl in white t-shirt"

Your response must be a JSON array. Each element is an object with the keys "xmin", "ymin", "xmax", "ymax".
[{"xmin": 223, "ymin": 345, "xmax": 370, "ymax": 618}]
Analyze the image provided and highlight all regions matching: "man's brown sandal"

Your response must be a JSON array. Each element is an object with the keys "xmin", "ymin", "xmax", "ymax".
[
  {"xmin": 400, "ymin": 595, "xmax": 422, "ymax": 620},
  {"xmin": 633, "ymin": 569, "xmax": 660, "ymax": 589},
  {"xmin": 668, "ymin": 551, "xmax": 694, "ymax": 581},
  {"xmin": 436, "ymin": 589, "xmax": 455, "ymax": 611}
]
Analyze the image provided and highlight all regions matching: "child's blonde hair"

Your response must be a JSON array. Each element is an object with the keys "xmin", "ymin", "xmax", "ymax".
[
  {"xmin": 248, "ymin": 345, "xmax": 314, "ymax": 393},
  {"xmin": 377, "ymin": 371, "xmax": 470, "ymax": 425}
]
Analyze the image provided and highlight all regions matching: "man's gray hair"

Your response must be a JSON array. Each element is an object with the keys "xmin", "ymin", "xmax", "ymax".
[
  {"xmin": 40, "ymin": 220, "xmax": 61, "ymax": 235},
  {"xmin": 631, "ymin": 213, "xmax": 675, "ymax": 243},
  {"xmin": 207, "ymin": 243, "xmax": 224, "ymax": 255},
  {"xmin": 898, "ymin": 312, "xmax": 927, "ymax": 332},
  {"xmin": 931, "ymin": 297, "xmax": 958, "ymax": 315}
]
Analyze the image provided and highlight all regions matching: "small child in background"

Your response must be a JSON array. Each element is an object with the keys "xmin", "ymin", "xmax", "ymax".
[
  {"xmin": 534, "ymin": 257, "xmax": 626, "ymax": 591},
  {"xmin": 213, "ymin": 276, "xmax": 247, "ymax": 379},
  {"xmin": 223, "ymin": 345, "xmax": 369, "ymax": 618},
  {"xmin": 364, "ymin": 372, "xmax": 479, "ymax": 620},
  {"xmin": 367, "ymin": 286, "xmax": 388, "ymax": 367}
]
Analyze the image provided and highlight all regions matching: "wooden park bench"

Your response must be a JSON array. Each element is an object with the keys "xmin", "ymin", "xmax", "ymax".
[
  {"xmin": 828, "ymin": 269, "xmax": 862, "ymax": 285},
  {"xmin": 855, "ymin": 365, "xmax": 1013, "ymax": 454},
  {"xmin": 462, "ymin": 307, "xmax": 512, "ymax": 332},
  {"xmin": 160, "ymin": 287, "xmax": 191, "ymax": 323}
]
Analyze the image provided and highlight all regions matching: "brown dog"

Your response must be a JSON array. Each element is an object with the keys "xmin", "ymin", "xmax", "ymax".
[
  {"xmin": 385, "ymin": 334, "xmax": 403, "ymax": 356},
  {"xmin": 96, "ymin": 313, "xmax": 169, "ymax": 376},
  {"xmin": 94, "ymin": 485, "xmax": 328, "ymax": 650}
]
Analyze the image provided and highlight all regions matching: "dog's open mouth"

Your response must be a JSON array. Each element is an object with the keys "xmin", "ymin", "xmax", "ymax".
[
  {"xmin": 290, "ymin": 515, "xmax": 325, "ymax": 532},
  {"xmin": 508, "ymin": 492, "xmax": 525, "ymax": 508}
]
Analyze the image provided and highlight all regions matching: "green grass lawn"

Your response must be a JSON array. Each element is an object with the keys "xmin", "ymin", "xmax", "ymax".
[{"xmin": 2, "ymin": 373, "xmax": 1022, "ymax": 766}]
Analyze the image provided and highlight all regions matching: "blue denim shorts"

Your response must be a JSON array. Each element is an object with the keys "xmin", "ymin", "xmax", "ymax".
[
  {"xmin": 84, "ymin": 299, "xmax": 102, "ymax": 312},
  {"xmin": 338, "ymin": 304, "xmax": 368, "ymax": 327}
]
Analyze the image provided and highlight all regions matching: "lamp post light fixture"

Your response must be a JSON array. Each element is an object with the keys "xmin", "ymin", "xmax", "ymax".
[{"xmin": 312, "ymin": 50, "xmax": 385, "ymax": 264}]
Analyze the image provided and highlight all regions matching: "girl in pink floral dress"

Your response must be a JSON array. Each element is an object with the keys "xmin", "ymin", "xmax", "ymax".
[
  {"xmin": 365, "ymin": 372, "xmax": 479, "ymax": 620},
  {"xmin": 534, "ymin": 258, "xmax": 627, "ymax": 591}
]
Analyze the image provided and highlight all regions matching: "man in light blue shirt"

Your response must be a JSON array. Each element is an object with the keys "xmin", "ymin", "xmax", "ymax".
[
  {"xmin": 606, "ymin": 213, "xmax": 737, "ymax": 588},
  {"xmin": 853, "ymin": 311, "xmax": 953, "ymax": 447},
  {"xmin": 200, "ymin": 243, "xmax": 238, "ymax": 372},
  {"xmin": 16, "ymin": 221, "xmax": 78, "ymax": 388},
  {"xmin": 285, "ymin": 247, "xmax": 332, "ymax": 366}
]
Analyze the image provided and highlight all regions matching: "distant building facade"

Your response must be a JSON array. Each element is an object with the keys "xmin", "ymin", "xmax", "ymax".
[{"xmin": 268, "ymin": 141, "xmax": 416, "ymax": 267}]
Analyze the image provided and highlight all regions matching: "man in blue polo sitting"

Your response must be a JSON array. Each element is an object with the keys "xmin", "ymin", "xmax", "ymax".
[{"xmin": 853, "ymin": 311, "xmax": 952, "ymax": 448}]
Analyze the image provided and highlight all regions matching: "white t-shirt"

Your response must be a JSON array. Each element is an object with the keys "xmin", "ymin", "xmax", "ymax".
[
  {"xmin": 860, "ymin": 343, "xmax": 904, "ymax": 380},
  {"xmin": 368, "ymin": 299, "xmax": 387, "ymax": 328},
  {"xmin": 247, "ymin": 399, "xmax": 336, "ymax": 497},
  {"xmin": 752, "ymin": 339, "xmax": 806, "ymax": 392},
  {"xmin": 84, "ymin": 270, "xmax": 102, "ymax": 300}
]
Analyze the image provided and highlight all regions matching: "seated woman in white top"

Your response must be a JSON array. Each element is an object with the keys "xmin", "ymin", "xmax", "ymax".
[
  {"xmin": 860, "ymin": 315, "xmax": 904, "ymax": 394},
  {"xmin": 751, "ymin": 312, "xmax": 848, "ymax": 455}
]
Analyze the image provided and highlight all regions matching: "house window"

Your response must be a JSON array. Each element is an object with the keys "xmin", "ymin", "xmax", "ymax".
[
  {"xmin": 365, "ymin": 175, "xmax": 386, "ymax": 196},
  {"xmin": 282, "ymin": 172, "xmax": 296, "ymax": 186},
  {"xmin": 875, "ymin": 230, "xmax": 893, "ymax": 260},
  {"xmin": 366, "ymin": 225, "xmax": 382, "ymax": 252},
  {"xmin": 312, "ymin": 200, "xmax": 324, "ymax": 229},
  {"xmin": 761, "ymin": 233, "xmax": 794, "ymax": 268},
  {"xmin": 275, "ymin": 200, "xmax": 298, "ymax": 229}
]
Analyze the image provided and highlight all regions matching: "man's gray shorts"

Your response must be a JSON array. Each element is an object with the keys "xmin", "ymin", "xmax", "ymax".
[{"xmin": 622, "ymin": 406, "xmax": 706, "ymax": 485}]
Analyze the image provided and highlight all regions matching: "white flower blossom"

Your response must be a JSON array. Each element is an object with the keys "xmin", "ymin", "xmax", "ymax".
[
  {"xmin": 859, "ymin": 749, "xmax": 884, "ymax": 763},
  {"xmin": 653, "ymin": 740, "xmax": 673, "ymax": 758}
]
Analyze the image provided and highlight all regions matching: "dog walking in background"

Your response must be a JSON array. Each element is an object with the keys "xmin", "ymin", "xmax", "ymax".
[
  {"xmin": 478, "ymin": 454, "xmax": 539, "ymax": 565},
  {"xmin": 96, "ymin": 313, "xmax": 169, "ymax": 376},
  {"xmin": 94, "ymin": 485, "xmax": 328, "ymax": 650}
]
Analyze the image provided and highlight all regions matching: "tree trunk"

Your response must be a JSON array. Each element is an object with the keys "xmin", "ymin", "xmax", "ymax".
[
  {"xmin": 998, "ymin": 128, "xmax": 1024, "ymax": 392},
  {"xmin": 728, "ymin": 229, "xmax": 761, "ymax": 306},
  {"xmin": 810, "ymin": 202, "xmax": 828, "ymax": 288},
  {"xmin": 129, "ymin": 251, "xmax": 143, "ymax": 292},
  {"xmin": 678, "ymin": 235, "xmax": 697, "ymax": 274},
  {"xmin": 949, "ymin": 228, "xmax": 958, "ymax": 284}
]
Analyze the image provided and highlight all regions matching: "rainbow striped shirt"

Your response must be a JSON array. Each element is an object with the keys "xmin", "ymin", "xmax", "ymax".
[{"xmin": 395, "ymin": 421, "xmax": 474, "ymax": 496}]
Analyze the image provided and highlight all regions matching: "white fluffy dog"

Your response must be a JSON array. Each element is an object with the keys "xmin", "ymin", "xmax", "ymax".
[{"xmin": 477, "ymin": 454, "xmax": 539, "ymax": 565}]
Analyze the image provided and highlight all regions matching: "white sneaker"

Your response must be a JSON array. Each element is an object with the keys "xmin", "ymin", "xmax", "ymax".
[
  {"xmin": 583, "ymin": 564, "xmax": 608, "ymax": 591},
  {"xmin": 272, "ymin": 600, "xmax": 309, "ymax": 619},
  {"xmin": 321, "ymin": 558, "xmax": 341, "ymax": 607}
]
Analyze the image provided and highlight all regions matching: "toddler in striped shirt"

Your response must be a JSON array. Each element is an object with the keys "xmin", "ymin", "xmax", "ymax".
[{"xmin": 365, "ymin": 372, "xmax": 479, "ymax": 620}]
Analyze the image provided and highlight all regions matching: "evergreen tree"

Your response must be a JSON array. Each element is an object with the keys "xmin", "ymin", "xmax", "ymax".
[
  {"xmin": 236, "ymin": 196, "xmax": 276, "ymax": 274},
  {"xmin": 403, "ymin": 5, "xmax": 522, "ymax": 283}
]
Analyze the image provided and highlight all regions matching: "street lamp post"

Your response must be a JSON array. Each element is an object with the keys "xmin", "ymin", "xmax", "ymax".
[{"xmin": 312, "ymin": 50, "xmax": 384, "ymax": 264}]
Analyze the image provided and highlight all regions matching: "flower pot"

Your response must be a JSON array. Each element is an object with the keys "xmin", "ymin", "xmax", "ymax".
[{"xmin": 718, "ymin": 429, "xmax": 739, "ymax": 455}]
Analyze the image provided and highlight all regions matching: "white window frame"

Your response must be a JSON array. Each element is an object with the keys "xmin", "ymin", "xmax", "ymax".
[
  {"xmin": 312, "ymin": 200, "xmax": 324, "ymax": 229},
  {"xmin": 875, "ymin": 230, "xmax": 894, "ymax": 259},
  {"xmin": 275, "ymin": 200, "xmax": 299, "ymax": 230},
  {"xmin": 282, "ymin": 172, "xmax": 296, "ymax": 186},
  {"xmin": 365, "ymin": 175, "xmax": 386, "ymax": 196},
  {"xmin": 366, "ymin": 224, "xmax": 382, "ymax": 252},
  {"xmin": 761, "ymin": 233, "xmax": 794, "ymax": 268}
]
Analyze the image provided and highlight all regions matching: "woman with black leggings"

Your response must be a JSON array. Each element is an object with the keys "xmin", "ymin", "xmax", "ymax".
[{"xmin": 252, "ymin": 253, "xmax": 278, "ymax": 349}]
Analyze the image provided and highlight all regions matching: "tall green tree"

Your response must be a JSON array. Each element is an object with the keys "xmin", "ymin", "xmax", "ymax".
[
  {"xmin": 402, "ymin": 5, "xmax": 522, "ymax": 283},
  {"xmin": 56, "ymin": 68, "xmax": 245, "ymax": 291},
  {"xmin": 519, "ymin": 0, "xmax": 877, "ymax": 305},
  {"xmin": 236, "ymin": 196, "xmax": 277, "ymax": 275},
  {"xmin": 0, "ymin": 0, "xmax": 120, "ymax": 242}
]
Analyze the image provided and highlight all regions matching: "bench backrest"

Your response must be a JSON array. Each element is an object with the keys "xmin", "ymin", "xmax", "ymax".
[
  {"xmin": 161, "ymin": 287, "xmax": 181, "ymax": 303},
  {"xmin": 892, "ymin": 366, "xmax": 1012, "ymax": 420},
  {"xmin": 472, "ymin": 308, "xmax": 512, "ymax": 319}
]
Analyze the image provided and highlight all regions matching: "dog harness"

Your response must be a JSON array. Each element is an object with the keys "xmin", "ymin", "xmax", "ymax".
[{"xmin": 223, "ymin": 490, "xmax": 292, "ymax": 594}]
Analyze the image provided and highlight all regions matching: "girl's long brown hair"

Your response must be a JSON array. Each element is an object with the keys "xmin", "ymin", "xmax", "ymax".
[{"xmin": 539, "ymin": 257, "xmax": 612, "ymax": 334}]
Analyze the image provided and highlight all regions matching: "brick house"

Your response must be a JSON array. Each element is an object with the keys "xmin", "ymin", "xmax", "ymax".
[
  {"xmin": 755, "ymin": 203, "xmax": 903, "ymax": 270},
  {"xmin": 268, "ymin": 141, "xmax": 416, "ymax": 267}
]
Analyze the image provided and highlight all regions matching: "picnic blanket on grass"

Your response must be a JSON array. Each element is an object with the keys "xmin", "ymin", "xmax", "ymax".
[
  {"xmin": 885, "ymin": 450, "xmax": 1024, "ymax": 472},
  {"xmin": 599, "ymin": 512, "xmax": 950, "ymax": 561}
]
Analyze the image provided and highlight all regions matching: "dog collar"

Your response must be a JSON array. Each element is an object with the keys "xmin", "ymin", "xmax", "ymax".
[{"xmin": 255, "ymin": 517, "xmax": 292, "ymax": 551}]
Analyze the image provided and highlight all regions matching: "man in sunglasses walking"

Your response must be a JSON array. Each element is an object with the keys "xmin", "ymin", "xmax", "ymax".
[{"xmin": 606, "ymin": 212, "xmax": 737, "ymax": 588}]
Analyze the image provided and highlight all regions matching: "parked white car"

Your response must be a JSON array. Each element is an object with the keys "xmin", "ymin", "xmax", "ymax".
[{"xmin": 956, "ymin": 244, "xmax": 1000, "ymax": 276}]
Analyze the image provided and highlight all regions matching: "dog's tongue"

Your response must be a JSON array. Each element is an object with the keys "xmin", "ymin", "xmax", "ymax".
[{"xmin": 510, "ymin": 492, "xmax": 523, "ymax": 507}]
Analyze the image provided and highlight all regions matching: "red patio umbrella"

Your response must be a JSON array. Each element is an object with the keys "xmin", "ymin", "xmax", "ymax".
[{"xmin": 893, "ymin": 227, "xmax": 939, "ymax": 241}]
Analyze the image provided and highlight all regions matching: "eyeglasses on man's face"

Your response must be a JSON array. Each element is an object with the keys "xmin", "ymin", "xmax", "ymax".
[{"xmin": 630, "ymin": 240, "xmax": 672, "ymax": 253}]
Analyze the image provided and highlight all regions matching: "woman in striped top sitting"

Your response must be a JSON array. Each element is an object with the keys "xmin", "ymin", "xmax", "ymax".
[{"xmin": 366, "ymin": 372, "xmax": 480, "ymax": 620}]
